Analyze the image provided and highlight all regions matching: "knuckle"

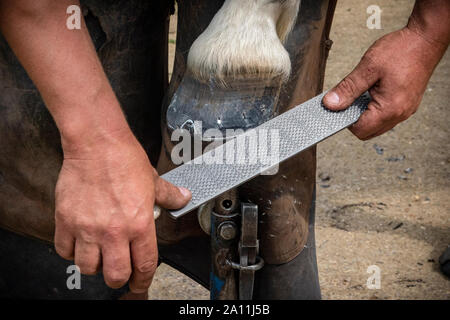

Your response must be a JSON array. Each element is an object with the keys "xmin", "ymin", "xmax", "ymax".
[
  {"xmin": 135, "ymin": 259, "xmax": 158, "ymax": 274},
  {"xmin": 359, "ymin": 56, "xmax": 378, "ymax": 80},
  {"xmin": 339, "ymin": 76, "xmax": 358, "ymax": 96},
  {"xmin": 54, "ymin": 241, "xmax": 65, "ymax": 254},
  {"xmin": 76, "ymin": 219, "xmax": 98, "ymax": 234},
  {"xmin": 391, "ymin": 95, "xmax": 405, "ymax": 109},
  {"xmin": 155, "ymin": 188, "xmax": 170, "ymax": 205},
  {"xmin": 132, "ymin": 222, "xmax": 150, "ymax": 237},
  {"xmin": 104, "ymin": 225, "xmax": 125, "ymax": 241},
  {"xmin": 56, "ymin": 200, "xmax": 71, "ymax": 215},
  {"xmin": 155, "ymin": 178, "xmax": 168, "ymax": 193},
  {"xmin": 55, "ymin": 208, "xmax": 72, "ymax": 225},
  {"xmin": 391, "ymin": 106, "xmax": 406, "ymax": 120},
  {"xmin": 54, "ymin": 243, "xmax": 73, "ymax": 260},
  {"xmin": 361, "ymin": 53, "xmax": 377, "ymax": 68},
  {"xmin": 395, "ymin": 102, "xmax": 415, "ymax": 121}
]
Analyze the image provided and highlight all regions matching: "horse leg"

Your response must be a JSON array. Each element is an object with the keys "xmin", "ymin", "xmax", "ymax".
[{"xmin": 157, "ymin": 0, "xmax": 302, "ymax": 243}]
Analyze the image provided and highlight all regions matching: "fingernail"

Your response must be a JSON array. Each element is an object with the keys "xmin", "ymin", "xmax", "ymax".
[
  {"xmin": 325, "ymin": 91, "xmax": 340, "ymax": 106},
  {"xmin": 178, "ymin": 187, "xmax": 191, "ymax": 198}
]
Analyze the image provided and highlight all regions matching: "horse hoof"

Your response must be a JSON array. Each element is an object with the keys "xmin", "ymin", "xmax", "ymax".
[{"xmin": 166, "ymin": 73, "xmax": 283, "ymax": 137}]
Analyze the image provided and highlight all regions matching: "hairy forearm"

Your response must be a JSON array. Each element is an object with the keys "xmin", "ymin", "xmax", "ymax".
[
  {"xmin": 407, "ymin": 0, "xmax": 450, "ymax": 50},
  {"xmin": 0, "ymin": 0, "xmax": 132, "ymax": 155}
]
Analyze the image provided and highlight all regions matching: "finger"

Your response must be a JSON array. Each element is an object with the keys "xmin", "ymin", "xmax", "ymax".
[
  {"xmin": 129, "ymin": 230, "xmax": 158, "ymax": 293},
  {"xmin": 74, "ymin": 240, "xmax": 101, "ymax": 275},
  {"xmin": 54, "ymin": 225, "xmax": 75, "ymax": 261},
  {"xmin": 349, "ymin": 100, "xmax": 392, "ymax": 140},
  {"xmin": 323, "ymin": 56, "xmax": 379, "ymax": 111},
  {"xmin": 119, "ymin": 291, "xmax": 149, "ymax": 300},
  {"xmin": 362, "ymin": 123, "xmax": 396, "ymax": 140},
  {"xmin": 101, "ymin": 238, "xmax": 132, "ymax": 289},
  {"xmin": 154, "ymin": 177, "xmax": 191, "ymax": 209}
]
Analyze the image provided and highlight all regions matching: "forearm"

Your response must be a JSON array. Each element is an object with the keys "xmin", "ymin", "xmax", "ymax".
[
  {"xmin": 0, "ymin": 0, "xmax": 132, "ymax": 155},
  {"xmin": 407, "ymin": 0, "xmax": 450, "ymax": 51}
]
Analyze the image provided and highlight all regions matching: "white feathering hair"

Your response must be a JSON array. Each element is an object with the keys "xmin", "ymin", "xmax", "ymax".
[{"xmin": 187, "ymin": 0, "xmax": 301, "ymax": 82}]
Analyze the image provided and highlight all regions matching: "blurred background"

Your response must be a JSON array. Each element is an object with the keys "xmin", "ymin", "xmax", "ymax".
[{"xmin": 148, "ymin": 0, "xmax": 449, "ymax": 299}]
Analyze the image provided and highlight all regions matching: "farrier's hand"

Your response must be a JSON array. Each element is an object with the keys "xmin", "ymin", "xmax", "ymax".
[
  {"xmin": 54, "ymin": 131, "xmax": 191, "ymax": 293},
  {"xmin": 0, "ymin": 0, "xmax": 190, "ymax": 293},
  {"xmin": 323, "ymin": 25, "xmax": 447, "ymax": 140}
]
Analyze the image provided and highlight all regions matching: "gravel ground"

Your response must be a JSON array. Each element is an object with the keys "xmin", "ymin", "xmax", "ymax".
[{"xmin": 149, "ymin": 0, "xmax": 449, "ymax": 300}]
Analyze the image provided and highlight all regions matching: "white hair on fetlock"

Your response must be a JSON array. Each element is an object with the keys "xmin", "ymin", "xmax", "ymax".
[
  {"xmin": 187, "ymin": 0, "xmax": 301, "ymax": 83},
  {"xmin": 277, "ymin": 0, "xmax": 301, "ymax": 43}
]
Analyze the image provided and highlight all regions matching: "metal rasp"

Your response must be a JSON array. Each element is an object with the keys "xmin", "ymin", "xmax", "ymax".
[{"xmin": 160, "ymin": 92, "xmax": 370, "ymax": 219}]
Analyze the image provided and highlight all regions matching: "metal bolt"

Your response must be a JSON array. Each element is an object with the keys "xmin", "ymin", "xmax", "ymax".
[{"xmin": 218, "ymin": 222, "xmax": 237, "ymax": 240}]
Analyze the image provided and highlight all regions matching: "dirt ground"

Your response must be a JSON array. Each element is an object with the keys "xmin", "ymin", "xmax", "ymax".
[{"xmin": 148, "ymin": 0, "xmax": 449, "ymax": 300}]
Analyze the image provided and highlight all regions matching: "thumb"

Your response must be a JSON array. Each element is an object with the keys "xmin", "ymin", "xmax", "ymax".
[
  {"xmin": 323, "ymin": 56, "xmax": 379, "ymax": 111},
  {"xmin": 154, "ymin": 177, "xmax": 191, "ymax": 210}
]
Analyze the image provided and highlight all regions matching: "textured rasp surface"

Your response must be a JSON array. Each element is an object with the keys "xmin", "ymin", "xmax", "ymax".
[{"xmin": 162, "ymin": 92, "xmax": 370, "ymax": 218}]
